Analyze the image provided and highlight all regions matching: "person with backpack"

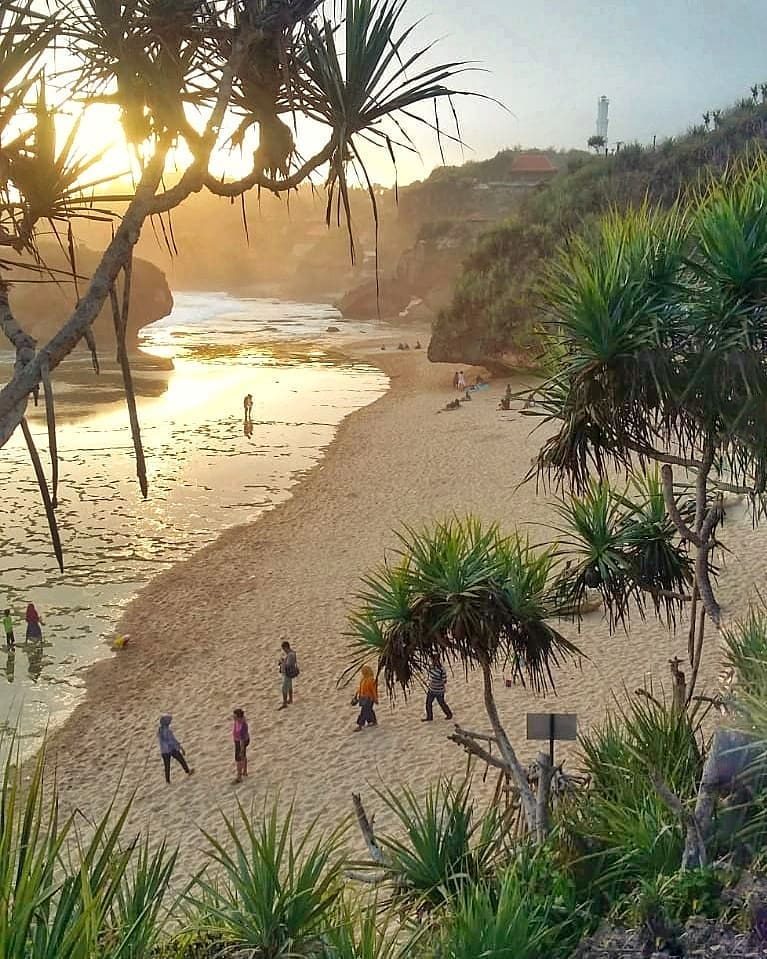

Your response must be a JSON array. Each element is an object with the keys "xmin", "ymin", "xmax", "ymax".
[
  {"xmin": 278, "ymin": 640, "xmax": 299, "ymax": 710},
  {"xmin": 157, "ymin": 715, "xmax": 194, "ymax": 784},
  {"xmin": 232, "ymin": 707, "xmax": 250, "ymax": 783}
]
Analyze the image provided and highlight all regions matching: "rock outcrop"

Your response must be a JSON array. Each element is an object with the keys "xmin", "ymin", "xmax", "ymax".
[{"xmin": 5, "ymin": 243, "xmax": 173, "ymax": 358}]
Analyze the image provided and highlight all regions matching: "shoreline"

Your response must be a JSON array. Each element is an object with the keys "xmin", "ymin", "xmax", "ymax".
[{"xmin": 42, "ymin": 330, "xmax": 758, "ymax": 872}]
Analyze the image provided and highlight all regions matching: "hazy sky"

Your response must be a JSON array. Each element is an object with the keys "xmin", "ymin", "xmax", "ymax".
[{"xmin": 390, "ymin": 0, "xmax": 767, "ymax": 180}]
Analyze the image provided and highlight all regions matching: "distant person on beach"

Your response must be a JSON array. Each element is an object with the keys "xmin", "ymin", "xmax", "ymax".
[
  {"xmin": 353, "ymin": 665, "xmax": 378, "ymax": 731},
  {"xmin": 457, "ymin": 371, "xmax": 466, "ymax": 391},
  {"xmin": 278, "ymin": 640, "xmax": 299, "ymax": 709},
  {"xmin": 422, "ymin": 653, "xmax": 453, "ymax": 722},
  {"xmin": 415, "ymin": 340, "xmax": 422, "ymax": 349},
  {"xmin": 158, "ymin": 715, "xmax": 194, "ymax": 784},
  {"xmin": 25, "ymin": 603, "xmax": 42, "ymax": 642},
  {"xmin": 232, "ymin": 707, "xmax": 250, "ymax": 783},
  {"xmin": 452, "ymin": 371, "xmax": 459, "ymax": 390},
  {"xmin": 243, "ymin": 394, "xmax": 253, "ymax": 420},
  {"xmin": 3, "ymin": 609, "xmax": 14, "ymax": 649}
]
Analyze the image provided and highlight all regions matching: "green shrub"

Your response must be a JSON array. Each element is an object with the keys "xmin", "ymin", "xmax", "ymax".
[
  {"xmin": 433, "ymin": 844, "xmax": 589, "ymax": 959},
  {"xmin": 560, "ymin": 693, "xmax": 705, "ymax": 901},
  {"xmin": 375, "ymin": 779, "xmax": 511, "ymax": 911},
  {"xmin": 189, "ymin": 802, "xmax": 347, "ymax": 957}
]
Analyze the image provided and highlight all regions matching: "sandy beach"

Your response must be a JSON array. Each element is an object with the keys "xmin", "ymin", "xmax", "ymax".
[{"xmin": 43, "ymin": 331, "xmax": 766, "ymax": 871}]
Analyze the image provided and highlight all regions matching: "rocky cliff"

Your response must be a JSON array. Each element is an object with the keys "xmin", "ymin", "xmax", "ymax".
[{"xmin": 6, "ymin": 243, "xmax": 173, "ymax": 358}]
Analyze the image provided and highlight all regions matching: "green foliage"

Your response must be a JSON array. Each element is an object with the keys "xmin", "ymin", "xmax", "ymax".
[
  {"xmin": 552, "ymin": 472, "xmax": 693, "ymax": 629},
  {"xmin": 433, "ymin": 98, "xmax": 767, "ymax": 364},
  {"xmin": 374, "ymin": 779, "xmax": 510, "ymax": 910},
  {"xmin": 561, "ymin": 694, "xmax": 705, "ymax": 901},
  {"xmin": 532, "ymin": 158, "xmax": 767, "ymax": 499},
  {"xmin": 191, "ymin": 801, "xmax": 347, "ymax": 958},
  {"xmin": 0, "ymin": 740, "xmax": 176, "ymax": 959},
  {"xmin": 616, "ymin": 867, "xmax": 727, "ymax": 928},
  {"xmin": 346, "ymin": 516, "xmax": 581, "ymax": 697},
  {"xmin": 433, "ymin": 844, "xmax": 589, "ymax": 959},
  {"xmin": 320, "ymin": 897, "xmax": 415, "ymax": 959}
]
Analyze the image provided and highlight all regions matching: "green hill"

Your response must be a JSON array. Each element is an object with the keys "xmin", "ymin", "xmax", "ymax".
[{"xmin": 429, "ymin": 96, "xmax": 767, "ymax": 368}]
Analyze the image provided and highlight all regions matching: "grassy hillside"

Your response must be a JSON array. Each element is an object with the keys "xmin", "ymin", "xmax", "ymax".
[{"xmin": 429, "ymin": 97, "xmax": 767, "ymax": 367}]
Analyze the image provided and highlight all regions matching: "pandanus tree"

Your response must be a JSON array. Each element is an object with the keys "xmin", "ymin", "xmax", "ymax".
[
  {"xmin": 0, "ymin": 0, "xmax": 476, "ymax": 566},
  {"xmin": 345, "ymin": 518, "xmax": 582, "ymax": 838},
  {"xmin": 527, "ymin": 157, "xmax": 767, "ymax": 866}
]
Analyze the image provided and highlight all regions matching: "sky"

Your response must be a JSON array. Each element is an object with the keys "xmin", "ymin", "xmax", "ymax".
[
  {"xmin": 52, "ymin": 0, "xmax": 767, "ymax": 189},
  {"xmin": 381, "ymin": 0, "xmax": 767, "ymax": 181}
]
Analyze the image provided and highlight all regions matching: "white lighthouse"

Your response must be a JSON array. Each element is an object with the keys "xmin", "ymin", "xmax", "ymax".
[{"xmin": 596, "ymin": 96, "xmax": 609, "ymax": 141}]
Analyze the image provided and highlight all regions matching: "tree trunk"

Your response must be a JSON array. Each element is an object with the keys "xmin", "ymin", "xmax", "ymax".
[{"xmin": 480, "ymin": 658, "xmax": 538, "ymax": 835}]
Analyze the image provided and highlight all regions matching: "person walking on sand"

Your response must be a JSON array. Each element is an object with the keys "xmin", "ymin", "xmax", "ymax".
[
  {"xmin": 232, "ymin": 707, "xmax": 250, "ymax": 783},
  {"xmin": 353, "ymin": 665, "xmax": 378, "ymax": 731},
  {"xmin": 457, "ymin": 370, "xmax": 466, "ymax": 391},
  {"xmin": 158, "ymin": 715, "xmax": 194, "ymax": 784},
  {"xmin": 25, "ymin": 603, "xmax": 43, "ymax": 642},
  {"xmin": 422, "ymin": 653, "xmax": 453, "ymax": 722},
  {"xmin": 243, "ymin": 393, "xmax": 253, "ymax": 420},
  {"xmin": 3, "ymin": 609, "xmax": 15, "ymax": 650},
  {"xmin": 278, "ymin": 640, "xmax": 299, "ymax": 709},
  {"xmin": 452, "ymin": 371, "xmax": 459, "ymax": 391}
]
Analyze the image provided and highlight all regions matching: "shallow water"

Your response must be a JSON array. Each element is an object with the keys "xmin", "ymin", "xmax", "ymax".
[{"xmin": 0, "ymin": 293, "xmax": 387, "ymax": 745}]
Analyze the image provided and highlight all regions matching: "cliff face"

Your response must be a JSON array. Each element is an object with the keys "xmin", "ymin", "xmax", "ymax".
[{"xmin": 5, "ymin": 243, "xmax": 173, "ymax": 356}]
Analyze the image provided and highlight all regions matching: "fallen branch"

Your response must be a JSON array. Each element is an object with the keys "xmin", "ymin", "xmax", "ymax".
[{"xmin": 351, "ymin": 792, "xmax": 385, "ymax": 865}]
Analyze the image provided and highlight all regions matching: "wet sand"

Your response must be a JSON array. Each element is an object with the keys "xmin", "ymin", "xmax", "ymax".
[{"xmin": 43, "ymin": 333, "xmax": 765, "ymax": 871}]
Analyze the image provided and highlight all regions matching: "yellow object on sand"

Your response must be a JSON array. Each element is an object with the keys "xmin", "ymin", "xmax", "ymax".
[{"xmin": 113, "ymin": 635, "xmax": 130, "ymax": 650}]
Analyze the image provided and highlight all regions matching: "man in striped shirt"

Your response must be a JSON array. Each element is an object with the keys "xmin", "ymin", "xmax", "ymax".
[{"xmin": 422, "ymin": 653, "xmax": 453, "ymax": 722}]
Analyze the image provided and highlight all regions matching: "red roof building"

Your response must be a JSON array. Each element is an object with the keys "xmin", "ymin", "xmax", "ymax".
[{"xmin": 509, "ymin": 153, "xmax": 558, "ymax": 177}]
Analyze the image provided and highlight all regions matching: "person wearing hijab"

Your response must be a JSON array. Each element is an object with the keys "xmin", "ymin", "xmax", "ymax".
[
  {"xmin": 353, "ymin": 665, "xmax": 378, "ymax": 731},
  {"xmin": 157, "ymin": 715, "xmax": 194, "ymax": 783},
  {"xmin": 25, "ymin": 603, "xmax": 43, "ymax": 642},
  {"xmin": 232, "ymin": 707, "xmax": 250, "ymax": 783}
]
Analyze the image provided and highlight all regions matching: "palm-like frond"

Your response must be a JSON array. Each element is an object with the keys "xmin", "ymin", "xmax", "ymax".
[
  {"xmin": 533, "ymin": 158, "xmax": 767, "ymax": 496},
  {"xmin": 345, "ymin": 517, "xmax": 581, "ymax": 697},
  {"xmin": 553, "ymin": 473, "xmax": 693, "ymax": 629}
]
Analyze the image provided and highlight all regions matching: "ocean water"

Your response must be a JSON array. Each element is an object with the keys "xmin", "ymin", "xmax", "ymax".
[{"xmin": 0, "ymin": 293, "xmax": 388, "ymax": 745}]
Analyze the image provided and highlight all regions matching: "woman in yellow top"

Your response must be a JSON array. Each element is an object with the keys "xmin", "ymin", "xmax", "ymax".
[{"xmin": 353, "ymin": 665, "xmax": 378, "ymax": 731}]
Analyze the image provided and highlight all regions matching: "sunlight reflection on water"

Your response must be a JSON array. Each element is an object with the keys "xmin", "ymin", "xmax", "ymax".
[{"xmin": 0, "ymin": 293, "xmax": 387, "ymax": 744}]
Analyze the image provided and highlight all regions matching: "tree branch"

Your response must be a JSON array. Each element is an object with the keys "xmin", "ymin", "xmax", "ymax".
[
  {"xmin": 351, "ymin": 792, "xmax": 385, "ymax": 865},
  {"xmin": 448, "ymin": 727, "xmax": 508, "ymax": 771},
  {"xmin": 661, "ymin": 464, "xmax": 701, "ymax": 545},
  {"xmin": 0, "ymin": 149, "xmax": 169, "ymax": 439}
]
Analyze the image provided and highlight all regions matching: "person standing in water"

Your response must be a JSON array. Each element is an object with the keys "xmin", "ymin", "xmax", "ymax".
[
  {"xmin": 25, "ymin": 603, "xmax": 42, "ymax": 642},
  {"xmin": 158, "ymin": 715, "xmax": 194, "ymax": 783},
  {"xmin": 278, "ymin": 640, "xmax": 299, "ymax": 709},
  {"xmin": 422, "ymin": 653, "xmax": 453, "ymax": 721},
  {"xmin": 232, "ymin": 708, "xmax": 250, "ymax": 783},
  {"xmin": 3, "ymin": 609, "xmax": 15, "ymax": 650}
]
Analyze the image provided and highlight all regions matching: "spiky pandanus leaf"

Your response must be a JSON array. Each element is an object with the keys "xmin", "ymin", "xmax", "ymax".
[
  {"xmin": 533, "ymin": 159, "xmax": 767, "ymax": 499},
  {"xmin": 346, "ymin": 517, "xmax": 581, "ymax": 697}
]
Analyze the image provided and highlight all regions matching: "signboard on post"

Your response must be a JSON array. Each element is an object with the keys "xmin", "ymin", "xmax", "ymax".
[{"xmin": 526, "ymin": 712, "xmax": 578, "ymax": 764}]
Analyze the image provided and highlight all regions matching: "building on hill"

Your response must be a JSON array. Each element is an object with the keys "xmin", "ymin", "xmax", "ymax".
[{"xmin": 508, "ymin": 152, "xmax": 558, "ymax": 187}]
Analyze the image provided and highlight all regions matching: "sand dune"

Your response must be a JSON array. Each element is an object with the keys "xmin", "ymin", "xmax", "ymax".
[{"xmin": 44, "ymin": 334, "xmax": 765, "ymax": 871}]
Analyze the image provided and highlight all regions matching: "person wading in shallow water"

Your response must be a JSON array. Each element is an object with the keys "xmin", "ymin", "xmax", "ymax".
[
  {"xmin": 232, "ymin": 708, "xmax": 250, "ymax": 783},
  {"xmin": 278, "ymin": 640, "xmax": 299, "ymax": 709},
  {"xmin": 25, "ymin": 603, "xmax": 42, "ymax": 642},
  {"xmin": 157, "ymin": 715, "xmax": 194, "ymax": 784},
  {"xmin": 422, "ymin": 653, "xmax": 453, "ymax": 722}
]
